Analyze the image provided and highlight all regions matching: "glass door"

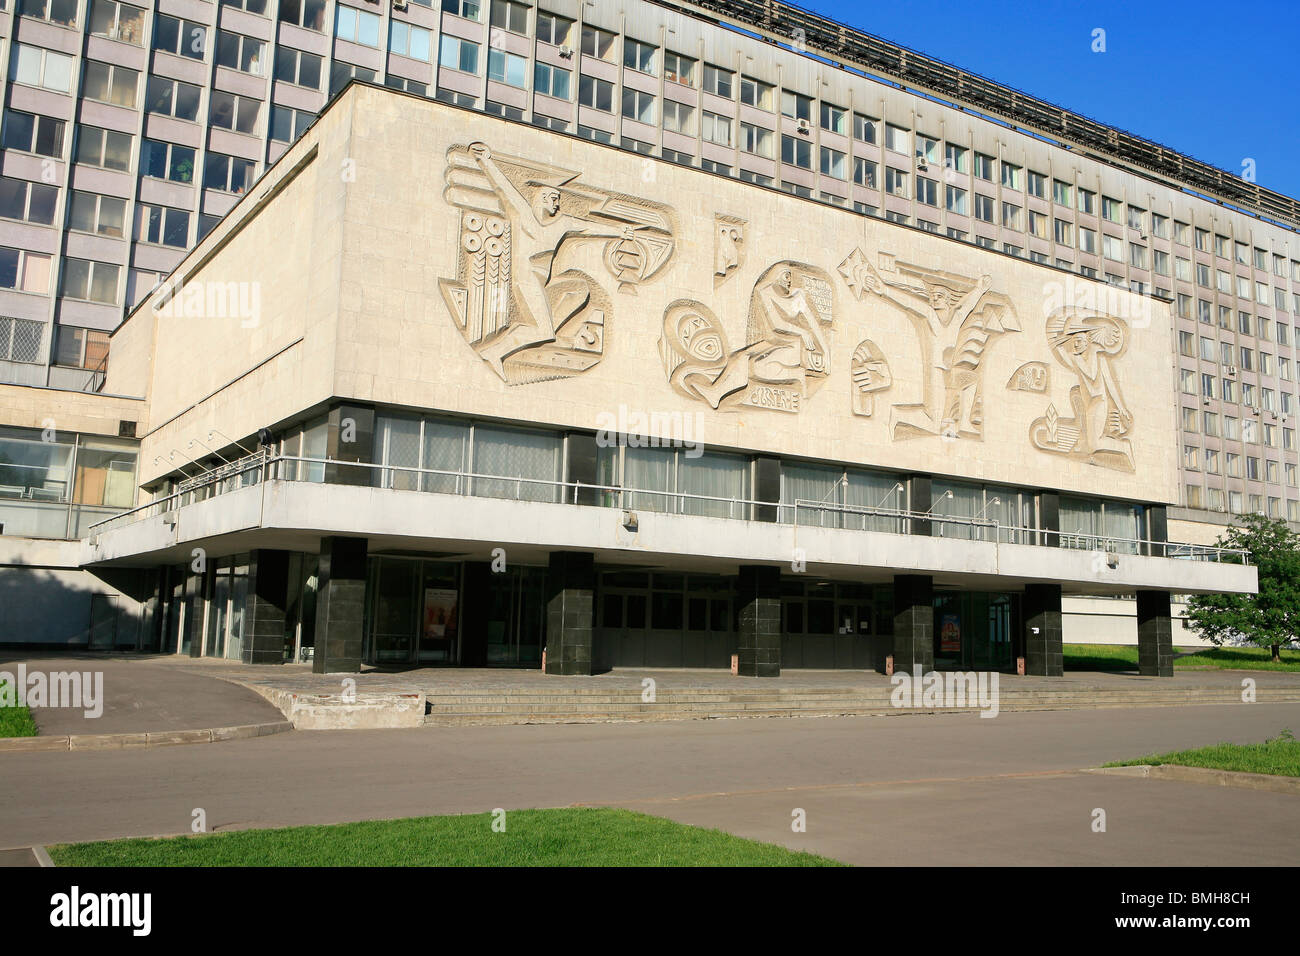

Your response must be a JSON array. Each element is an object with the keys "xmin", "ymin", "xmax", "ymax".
[{"xmin": 418, "ymin": 563, "xmax": 460, "ymax": 663}]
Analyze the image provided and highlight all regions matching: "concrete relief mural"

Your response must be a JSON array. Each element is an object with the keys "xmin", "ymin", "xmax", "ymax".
[
  {"xmin": 660, "ymin": 262, "xmax": 835, "ymax": 413},
  {"xmin": 714, "ymin": 215, "xmax": 745, "ymax": 286},
  {"xmin": 850, "ymin": 339, "xmax": 892, "ymax": 416},
  {"xmin": 839, "ymin": 248, "xmax": 1021, "ymax": 440},
  {"xmin": 439, "ymin": 142, "xmax": 675, "ymax": 384},
  {"xmin": 1007, "ymin": 362, "xmax": 1050, "ymax": 393},
  {"xmin": 1029, "ymin": 309, "xmax": 1135, "ymax": 472}
]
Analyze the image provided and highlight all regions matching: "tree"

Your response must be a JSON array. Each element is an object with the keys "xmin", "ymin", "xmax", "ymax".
[{"xmin": 1185, "ymin": 513, "xmax": 1300, "ymax": 662}]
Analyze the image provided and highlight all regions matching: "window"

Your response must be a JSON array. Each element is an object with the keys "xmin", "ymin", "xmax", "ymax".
[
  {"xmin": 536, "ymin": 11, "xmax": 572, "ymax": 47},
  {"xmin": 0, "ymin": 266, "xmax": 47, "ymax": 318},
  {"xmin": 1101, "ymin": 196, "xmax": 1121, "ymax": 222},
  {"xmin": 819, "ymin": 146, "xmax": 846, "ymax": 180},
  {"xmin": 1195, "ymin": 228, "xmax": 1210, "ymax": 252},
  {"xmin": 854, "ymin": 114, "xmax": 877, "ymax": 144},
  {"xmin": 853, "ymin": 158, "xmax": 878, "ymax": 189},
  {"xmin": 1000, "ymin": 162, "xmax": 1020, "ymax": 189},
  {"xmin": 974, "ymin": 194, "xmax": 994, "ymax": 223},
  {"xmin": 13, "ymin": 45, "xmax": 75, "ymax": 93},
  {"xmin": 1184, "ymin": 445, "xmax": 1199, "ymax": 470},
  {"xmin": 944, "ymin": 144, "xmax": 967, "ymax": 174},
  {"xmin": 577, "ymin": 125, "xmax": 613, "ymax": 145},
  {"xmin": 1205, "ymin": 449, "xmax": 1220, "ymax": 473},
  {"xmin": 222, "ymin": 0, "xmax": 268, "ymax": 14},
  {"xmin": 662, "ymin": 100, "xmax": 694, "ymax": 136},
  {"xmin": 140, "ymin": 139, "xmax": 194, "ymax": 182},
  {"xmin": 153, "ymin": 14, "xmax": 206, "ymax": 60},
  {"xmin": 69, "ymin": 191, "xmax": 126, "ymax": 237},
  {"xmin": 485, "ymin": 101, "xmax": 525, "ymax": 121},
  {"xmin": 1027, "ymin": 170, "xmax": 1046, "ymax": 199},
  {"xmin": 217, "ymin": 32, "xmax": 266, "ymax": 73},
  {"xmin": 946, "ymin": 186, "xmax": 968, "ymax": 215},
  {"xmin": 137, "ymin": 203, "xmax": 189, "ymax": 248},
  {"xmin": 1203, "ymin": 411, "xmax": 1219, "ymax": 436},
  {"xmin": 1226, "ymin": 453, "xmax": 1242, "ymax": 477},
  {"xmin": 701, "ymin": 111, "xmax": 731, "ymax": 147},
  {"xmin": 203, "ymin": 153, "xmax": 256, "ymax": 193},
  {"xmin": 1053, "ymin": 179, "xmax": 1072, "ymax": 205},
  {"xmin": 624, "ymin": 38, "xmax": 656, "ymax": 75},
  {"xmin": 1151, "ymin": 213, "xmax": 1169, "ymax": 239},
  {"xmin": 442, "ymin": 0, "xmax": 481, "ymax": 20},
  {"xmin": 703, "ymin": 64, "xmax": 733, "ymax": 98},
  {"xmin": 0, "ymin": 177, "xmax": 58, "ymax": 226},
  {"xmin": 1179, "ymin": 368, "xmax": 1196, "ymax": 394},
  {"xmin": 1001, "ymin": 202, "xmax": 1021, "ymax": 229},
  {"xmin": 279, "ymin": 0, "xmax": 327, "ymax": 31},
  {"xmin": 51, "ymin": 327, "xmax": 110, "ymax": 374},
  {"xmin": 0, "ymin": 317, "xmax": 44, "ymax": 364},
  {"xmin": 1176, "ymin": 294, "xmax": 1192, "ymax": 319},
  {"xmin": 490, "ymin": 0, "xmax": 528, "ymax": 34},
  {"xmin": 1077, "ymin": 188, "xmax": 1096, "ymax": 215},
  {"xmin": 780, "ymin": 91, "xmax": 812, "ymax": 124},
  {"xmin": 581, "ymin": 26, "xmax": 615, "ymax": 61},
  {"xmin": 885, "ymin": 167, "xmax": 908, "ymax": 197},
  {"xmin": 331, "ymin": 62, "xmax": 377, "ymax": 94},
  {"xmin": 1099, "ymin": 236, "xmax": 1122, "ymax": 260},
  {"xmin": 578, "ymin": 76, "xmax": 613, "ymax": 112},
  {"xmin": 333, "ymin": 6, "xmax": 379, "ymax": 46},
  {"xmin": 1201, "ymin": 373, "xmax": 1214, "ymax": 398},
  {"xmin": 209, "ymin": 92, "xmax": 260, "ymax": 135},
  {"xmin": 82, "ymin": 61, "xmax": 138, "ymax": 108},
  {"xmin": 621, "ymin": 88, "xmax": 655, "ymax": 125},
  {"xmin": 488, "ymin": 49, "xmax": 527, "ymax": 87},
  {"xmin": 885, "ymin": 124, "xmax": 909, "ymax": 154},
  {"xmin": 1028, "ymin": 210, "xmax": 1047, "ymax": 239},
  {"xmin": 1127, "ymin": 205, "xmax": 1145, "ymax": 231},
  {"xmin": 973, "ymin": 152, "xmax": 994, "ymax": 181},
  {"xmin": 1129, "ymin": 243, "xmax": 1146, "ymax": 269},
  {"xmin": 89, "ymin": 0, "xmax": 145, "ymax": 44},
  {"xmin": 740, "ymin": 75, "xmax": 773, "ymax": 109},
  {"xmin": 1078, "ymin": 227, "xmax": 1096, "ymax": 254},
  {"xmin": 1003, "ymin": 244, "xmax": 1022, "ymax": 258},
  {"xmin": 76, "ymin": 125, "xmax": 133, "ymax": 172},
  {"xmin": 61, "ymin": 258, "xmax": 120, "ymax": 304},
  {"xmin": 146, "ymin": 76, "xmax": 201, "ymax": 120},
  {"xmin": 439, "ymin": 35, "xmax": 479, "ymax": 74},
  {"xmin": 1239, "ymin": 312, "xmax": 1253, "ymax": 335},
  {"xmin": 1178, "ymin": 330, "xmax": 1194, "ymax": 357},
  {"xmin": 19, "ymin": 0, "xmax": 78, "ymax": 26},
  {"xmin": 1181, "ymin": 406, "xmax": 1198, "ymax": 431},
  {"xmin": 1053, "ymin": 218, "xmax": 1072, "ymax": 245},
  {"xmin": 390, "ymin": 22, "xmax": 431, "ymax": 61},
  {"xmin": 1152, "ymin": 249, "xmax": 1169, "ymax": 275},
  {"xmin": 534, "ymin": 62, "xmax": 570, "ymax": 100},
  {"xmin": 915, "ymin": 176, "xmax": 937, "ymax": 206},
  {"xmin": 740, "ymin": 122, "xmax": 773, "ymax": 158},
  {"xmin": 274, "ymin": 48, "xmax": 322, "ymax": 89},
  {"xmin": 885, "ymin": 210, "xmax": 909, "ymax": 225},
  {"xmin": 663, "ymin": 51, "xmax": 695, "ymax": 87},
  {"xmin": 270, "ymin": 105, "xmax": 315, "ymax": 143},
  {"xmin": 915, "ymin": 135, "xmax": 938, "ymax": 165},
  {"xmin": 950, "ymin": 228, "xmax": 969, "ymax": 241},
  {"xmin": 1174, "ymin": 221, "xmax": 1190, "ymax": 244},
  {"xmin": 781, "ymin": 135, "xmax": 811, "ymax": 169}
]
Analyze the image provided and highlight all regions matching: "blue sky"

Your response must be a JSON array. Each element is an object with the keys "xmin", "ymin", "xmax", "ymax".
[{"xmin": 806, "ymin": 0, "xmax": 1300, "ymax": 199}]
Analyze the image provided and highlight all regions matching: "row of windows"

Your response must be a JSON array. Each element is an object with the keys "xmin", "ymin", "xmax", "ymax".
[{"xmin": 1184, "ymin": 484, "xmax": 1300, "ymax": 520}]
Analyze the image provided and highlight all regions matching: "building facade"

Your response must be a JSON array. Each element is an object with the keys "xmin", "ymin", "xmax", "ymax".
[{"xmin": 0, "ymin": 0, "xmax": 1282, "ymax": 657}]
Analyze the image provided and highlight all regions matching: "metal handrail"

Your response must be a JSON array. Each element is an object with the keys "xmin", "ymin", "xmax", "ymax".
[{"xmin": 85, "ymin": 453, "xmax": 1252, "ymax": 563}]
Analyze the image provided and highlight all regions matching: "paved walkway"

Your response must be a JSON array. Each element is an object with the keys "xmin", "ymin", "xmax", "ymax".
[{"xmin": 0, "ymin": 654, "xmax": 285, "ymax": 737}]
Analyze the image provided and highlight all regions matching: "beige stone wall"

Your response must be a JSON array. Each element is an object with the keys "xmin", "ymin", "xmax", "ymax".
[
  {"xmin": 1168, "ymin": 518, "xmax": 1230, "ymax": 548},
  {"xmin": 0, "ymin": 384, "xmax": 145, "ymax": 438},
  {"xmin": 335, "ymin": 86, "xmax": 1179, "ymax": 504}
]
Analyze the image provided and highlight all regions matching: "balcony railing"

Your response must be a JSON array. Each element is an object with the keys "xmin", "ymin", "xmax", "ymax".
[{"xmin": 86, "ymin": 453, "xmax": 1252, "ymax": 564}]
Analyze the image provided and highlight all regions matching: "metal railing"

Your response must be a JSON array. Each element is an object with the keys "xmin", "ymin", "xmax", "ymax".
[{"xmin": 87, "ymin": 452, "xmax": 1252, "ymax": 564}]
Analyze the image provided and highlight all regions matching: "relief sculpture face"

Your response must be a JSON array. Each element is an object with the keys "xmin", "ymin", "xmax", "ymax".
[
  {"xmin": 660, "ymin": 261, "xmax": 835, "ymax": 413},
  {"xmin": 439, "ymin": 142, "xmax": 675, "ymax": 384}
]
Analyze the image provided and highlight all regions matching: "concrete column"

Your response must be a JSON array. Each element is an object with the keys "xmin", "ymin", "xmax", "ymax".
[
  {"xmin": 186, "ymin": 568, "xmax": 205, "ymax": 658},
  {"xmin": 545, "ymin": 551, "xmax": 594, "ymax": 675},
  {"xmin": 1023, "ymin": 583, "xmax": 1063, "ymax": 676},
  {"xmin": 737, "ymin": 564, "xmax": 781, "ymax": 677},
  {"xmin": 908, "ymin": 475, "xmax": 932, "ymax": 536},
  {"xmin": 1137, "ymin": 590, "xmax": 1174, "ymax": 677},
  {"xmin": 892, "ymin": 574, "xmax": 933, "ymax": 673},
  {"xmin": 313, "ymin": 536, "xmax": 368, "ymax": 673},
  {"xmin": 243, "ymin": 549, "xmax": 290, "ymax": 665},
  {"xmin": 754, "ymin": 456, "xmax": 780, "ymax": 523}
]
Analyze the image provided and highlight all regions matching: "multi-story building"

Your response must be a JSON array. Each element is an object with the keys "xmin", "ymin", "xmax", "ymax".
[{"xmin": 0, "ymin": 0, "xmax": 1283, "ymax": 656}]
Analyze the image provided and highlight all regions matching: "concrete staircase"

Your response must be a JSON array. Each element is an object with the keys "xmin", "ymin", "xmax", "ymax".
[{"xmin": 421, "ymin": 682, "xmax": 1300, "ymax": 727}]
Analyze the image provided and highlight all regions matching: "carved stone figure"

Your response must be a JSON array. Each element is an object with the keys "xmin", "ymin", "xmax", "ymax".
[
  {"xmin": 660, "ymin": 261, "xmax": 834, "ymax": 413},
  {"xmin": 1029, "ymin": 309, "xmax": 1135, "ymax": 471},
  {"xmin": 439, "ymin": 142, "xmax": 675, "ymax": 384},
  {"xmin": 850, "ymin": 339, "xmax": 892, "ymax": 416},
  {"xmin": 840, "ymin": 248, "xmax": 1020, "ymax": 440},
  {"xmin": 714, "ymin": 215, "xmax": 745, "ymax": 286},
  {"xmin": 1007, "ymin": 362, "xmax": 1049, "ymax": 393}
]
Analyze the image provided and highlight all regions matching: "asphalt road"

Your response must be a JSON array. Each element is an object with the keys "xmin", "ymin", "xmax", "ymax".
[{"xmin": 3, "ymin": 701, "xmax": 1298, "ymax": 865}]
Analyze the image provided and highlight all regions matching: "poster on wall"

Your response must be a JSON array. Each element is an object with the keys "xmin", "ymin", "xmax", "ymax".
[
  {"xmin": 940, "ymin": 613, "xmax": 961, "ymax": 654},
  {"xmin": 423, "ymin": 588, "xmax": 459, "ymax": 640}
]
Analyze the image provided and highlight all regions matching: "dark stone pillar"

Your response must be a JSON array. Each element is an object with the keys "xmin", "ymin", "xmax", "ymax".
[
  {"xmin": 1137, "ymin": 590, "xmax": 1174, "ymax": 677},
  {"xmin": 1146, "ymin": 506, "xmax": 1168, "ymax": 557},
  {"xmin": 736, "ymin": 565, "xmax": 781, "ymax": 677},
  {"xmin": 566, "ymin": 432, "xmax": 599, "ymax": 506},
  {"xmin": 460, "ymin": 561, "xmax": 492, "ymax": 667},
  {"xmin": 908, "ymin": 475, "xmax": 932, "ymax": 536},
  {"xmin": 754, "ymin": 456, "xmax": 780, "ymax": 523},
  {"xmin": 325, "ymin": 404, "xmax": 375, "ymax": 486},
  {"xmin": 545, "ymin": 551, "xmax": 594, "ymax": 675},
  {"xmin": 1039, "ymin": 492, "xmax": 1060, "ymax": 547},
  {"xmin": 313, "ymin": 536, "xmax": 368, "ymax": 673},
  {"xmin": 186, "ymin": 568, "xmax": 205, "ymax": 658},
  {"xmin": 243, "ymin": 549, "xmax": 290, "ymax": 665},
  {"xmin": 1023, "ymin": 583, "xmax": 1063, "ymax": 676},
  {"xmin": 892, "ymin": 574, "xmax": 933, "ymax": 673}
]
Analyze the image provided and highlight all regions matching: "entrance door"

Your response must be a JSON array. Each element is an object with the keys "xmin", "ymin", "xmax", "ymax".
[
  {"xmin": 418, "ymin": 563, "xmax": 461, "ymax": 663},
  {"xmin": 484, "ymin": 568, "xmax": 545, "ymax": 666}
]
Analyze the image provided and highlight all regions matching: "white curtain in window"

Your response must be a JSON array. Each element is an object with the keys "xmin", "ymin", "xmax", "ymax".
[
  {"xmin": 623, "ymin": 445, "xmax": 675, "ymax": 513},
  {"xmin": 377, "ymin": 416, "xmax": 420, "ymax": 490},
  {"xmin": 1060, "ymin": 497, "xmax": 1103, "ymax": 548},
  {"xmin": 843, "ymin": 469, "xmax": 903, "ymax": 533},
  {"xmin": 679, "ymin": 451, "xmax": 749, "ymax": 519},
  {"xmin": 472, "ymin": 426, "xmax": 562, "ymax": 502},
  {"xmin": 781, "ymin": 462, "xmax": 842, "ymax": 526},
  {"xmin": 422, "ymin": 419, "xmax": 468, "ymax": 494},
  {"xmin": 932, "ymin": 480, "xmax": 982, "ymax": 540}
]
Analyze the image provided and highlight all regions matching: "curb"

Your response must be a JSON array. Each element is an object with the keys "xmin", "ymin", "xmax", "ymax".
[
  {"xmin": 1085, "ymin": 763, "xmax": 1300, "ymax": 795},
  {"xmin": 32, "ymin": 845, "xmax": 54, "ymax": 867},
  {"xmin": 0, "ymin": 720, "xmax": 293, "ymax": 753}
]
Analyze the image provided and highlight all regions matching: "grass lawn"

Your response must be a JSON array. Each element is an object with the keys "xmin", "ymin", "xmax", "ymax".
[
  {"xmin": 47, "ymin": 808, "xmax": 845, "ymax": 867},
  {"xmin": 0, "ymin": 681, "xmax": 37, "ymax": 738},
  {"xmin": 1105, "ymin": 731, "xmax": 1300, "ymax": 777},
  {"xmin": 1063, "ymin": 643, "xmax": 1300, "ymax": 672}
]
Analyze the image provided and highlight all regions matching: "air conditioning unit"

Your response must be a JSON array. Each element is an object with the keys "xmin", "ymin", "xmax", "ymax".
[
  {"xmin": 1105, "ymin": 550, "xmax": 1120, "ymax": 569},
  {"xmin": 1202, "ymin": 398, "xmax": 1212, "ymax": 406},
  {"xmin": 1226, "ymin": 366, "xmax": 1238, "ymax": 376},
  {"xmin": 558, "ymin": 45, "xmax": 574, "ymax": 59},
  {"xmin": 796, "ymin": 118, "xmax": 811, "ymax": 134},
  {"xmin": 1249, "ymin": 405, "xmax": 1261, "ymax": 415},
  {"xmin": 393, "ymin": 0, "xmax": 407, "ymax": 7}
]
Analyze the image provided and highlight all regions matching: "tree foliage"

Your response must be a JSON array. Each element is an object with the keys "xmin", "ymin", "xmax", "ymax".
[{"xmin": 1185, "ymin": 514, "xmax": 1300, "ymax": 662}]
